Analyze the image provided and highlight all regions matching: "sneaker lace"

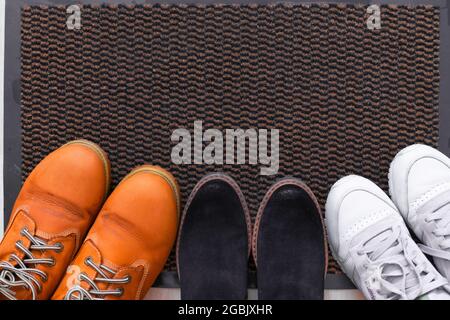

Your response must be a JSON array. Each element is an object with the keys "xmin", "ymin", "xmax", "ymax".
[
  {"xmin": 357, "ymin": 225, "xmax": 446, "ymax": 300},
  {"xmin": 0, "ymin": 227, "xmax": 62, "ymax": 300},
  {"xmin": 418, "ymin": 192, "xmax": 450, "ymax": 260},
  {"xmin": 64, "ymin": 257, "xmax": 130, "ymax": 300}
]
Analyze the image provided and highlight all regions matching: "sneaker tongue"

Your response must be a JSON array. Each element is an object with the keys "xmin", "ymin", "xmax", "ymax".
[
  {"xmin": 434, "ymin": 202, "xmax": 450, "ymax": 231},
  {"xmin": 364, "ymin": 228, "xmax": 404, "ymax": 268},
  {"xmin": 364, "ymin": 229, "xmax": 410, "ymax": 291},
  {"xmin": 419, "ymin": 188, "xmax": 450, "ymax": 231},
  {"xmin": 363, "ymin": 225, "xmax": 427, "ymax": 298},
  {"xmin": 418, "ymin": 191, "xmax": 450, "ymax": 279},
  {"xmin": 364, "ymin": 229, "xmax": 393, "ymax": 260}
]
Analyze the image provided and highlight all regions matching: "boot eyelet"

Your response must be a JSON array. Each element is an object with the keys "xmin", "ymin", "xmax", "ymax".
[
  {"xmin": 55, "ymin": 242, "xmax": 64, "ymax": 253},
  {"xmin": 84, "ymin": 256, "xmax": 92, "ymax": 265},
  {"xmin": 117, "ymin": 288, "xmax": 124, "ymax": 297},
  {"xmin": 79, "ymin": 272, "xmax": 88, "ymax": 281},
  {"xmin": 42, "ymin": 274, "xmax": 48, "ymax": 282},
  {"xmin": 20, "ymin": 228, "xmax": 28, "ymax": 236},
  {"xmin": 49, "ymin": 258, "xmax": 56, "ymax": 267},
  {"xmin": 125, "ymin": 275, "xmax": 132, "ymax": 282}
]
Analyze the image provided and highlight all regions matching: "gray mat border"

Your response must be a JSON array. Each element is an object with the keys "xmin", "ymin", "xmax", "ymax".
[{"xmin": 4, "ymin": 0, "xmax": 450, "ymax": 290}]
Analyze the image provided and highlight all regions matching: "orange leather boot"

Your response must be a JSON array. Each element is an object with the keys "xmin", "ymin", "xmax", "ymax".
[
  {"xmin": 53, "ymin": 165, "xmax": 180, "ymax": 300},
  {"xmin": 0, "ymin": 140, "xmax": 110, "ymax": 300}
]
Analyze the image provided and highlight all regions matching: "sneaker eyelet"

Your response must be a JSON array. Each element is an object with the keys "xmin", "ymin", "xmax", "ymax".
[
  {"xmin": 42, "ymin": 274, "xmax": 48, "ymax": 282},
  {"xmin": 125, "ymin": 275, "xmax": 132, "ymax": 283},
  {"xmin": 117, "ymin": 288, "xmax": 124, "ymax": 297},
  {"xmin": 49, "ymin": 258, "xmax": 56, "ymax": 267}
]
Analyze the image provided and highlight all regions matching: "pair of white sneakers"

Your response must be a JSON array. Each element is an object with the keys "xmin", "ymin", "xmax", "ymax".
[{"xmin": 326, "ymin": 144, "xmax": 450, "ymax": 300}]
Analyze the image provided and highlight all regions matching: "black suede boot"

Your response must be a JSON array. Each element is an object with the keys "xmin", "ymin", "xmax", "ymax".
[
  {"xmin": 252, "ymin": 178, "xmax": 327, "ymax": 300},
  {"xmin": 177, "ymin": 173, "xmax": 251, "ymax": 300}
]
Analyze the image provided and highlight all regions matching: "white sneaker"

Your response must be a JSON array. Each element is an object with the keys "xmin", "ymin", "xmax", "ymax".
[
  {"xmin": 389, "ymin": 144, "xmax": 450, "ymax": 280},
  {"xmin": 326, "ymin": 175, "xmax": 448, "ymax": 300}
]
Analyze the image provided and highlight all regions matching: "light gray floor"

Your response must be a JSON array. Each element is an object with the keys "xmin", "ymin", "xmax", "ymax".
[{"xmin": 0, "ymin": 0, "xmax": 362, "ymax": 300}]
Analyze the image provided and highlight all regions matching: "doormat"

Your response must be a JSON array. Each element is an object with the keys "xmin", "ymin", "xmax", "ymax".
[{"xmin": 20, "ymin": 3, "xmax": 440, "ymax": 287}]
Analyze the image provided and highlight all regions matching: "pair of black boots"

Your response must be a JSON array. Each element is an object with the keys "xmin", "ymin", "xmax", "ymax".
[{"xmin": 176, "ymin": 174, "xmax": 327, "ymax": 300}]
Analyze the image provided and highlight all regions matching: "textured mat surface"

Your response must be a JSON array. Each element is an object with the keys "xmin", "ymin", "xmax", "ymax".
[{"xmin": 21, "ymin": 3, "xmax": 440, "ymax": 274}]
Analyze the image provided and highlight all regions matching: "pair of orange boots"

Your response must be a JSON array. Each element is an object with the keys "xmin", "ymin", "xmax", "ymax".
[{"xmin": 0, "ymin": 140, "xmax": 180, "ymax": 300}]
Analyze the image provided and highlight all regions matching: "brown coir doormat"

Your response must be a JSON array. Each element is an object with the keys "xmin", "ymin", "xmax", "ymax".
[{"xmin": 21, "ymin": 3, "xmax": 440, "ymax": 276}]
